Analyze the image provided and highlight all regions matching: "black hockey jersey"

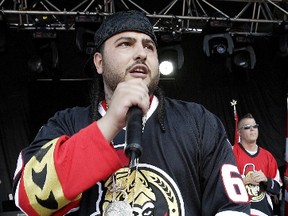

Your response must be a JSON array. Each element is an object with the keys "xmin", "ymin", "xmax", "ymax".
[{"xmin": 13, "ymin": 97, "xmax": 250, "ymax": 215}]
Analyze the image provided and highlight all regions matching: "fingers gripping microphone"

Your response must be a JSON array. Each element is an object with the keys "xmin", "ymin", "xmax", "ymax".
[{"xmin": 125, "ymin": 106, "xmax": 143, "ymax": 167}]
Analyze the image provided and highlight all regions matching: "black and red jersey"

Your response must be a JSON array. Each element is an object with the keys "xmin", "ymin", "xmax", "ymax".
[
  {"xmin": 13, "ymin": 97, "xmax": 250, "ymax": 215},
  {"xmin": 233, "ymin": 142, "xmax": 282, "ymax": 215}
]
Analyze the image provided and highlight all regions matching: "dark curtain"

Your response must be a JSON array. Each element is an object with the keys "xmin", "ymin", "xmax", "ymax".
[
  {"xmin": 0, "ymin": 92, "xmax": 31, "ymax": 208},
  {"xmin": 0, "ymin": 31, "xmax": 32, "ymax": 212},
  {"xmin": 0, "ymin": 31, "xmax": 287, "ymax": 212}
]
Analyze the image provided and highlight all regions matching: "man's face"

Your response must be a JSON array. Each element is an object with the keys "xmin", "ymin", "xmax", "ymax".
[
  {"xmin": 238, "ymin": 118, "xmax": 259, "ymax": 143},
  {"xmin": 94, "ymin": 31, "xmax": 160, "ymax": 95}
]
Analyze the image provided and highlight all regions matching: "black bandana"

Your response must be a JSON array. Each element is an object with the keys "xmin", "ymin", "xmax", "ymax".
[{"xmin": 94, "ymin": 10, "xmax": 157, "ymax": 50}]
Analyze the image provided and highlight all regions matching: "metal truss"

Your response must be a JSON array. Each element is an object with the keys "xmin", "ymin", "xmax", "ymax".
[{"xmin": 1, "ymin": 0, "xmax": 288, "ymax": 36}]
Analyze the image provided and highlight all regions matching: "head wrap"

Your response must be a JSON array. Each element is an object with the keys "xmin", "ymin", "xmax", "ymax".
[{"xmin": 94, "ymin": 10, "xmax": 157, "ymax": 50}]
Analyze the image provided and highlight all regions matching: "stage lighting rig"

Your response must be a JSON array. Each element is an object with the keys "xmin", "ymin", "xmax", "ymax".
[
  {"xmin": 226, "ymin": 46, "xmax": 256, "ymax": 72},
  {"xmin": 28, "ymin": 40, "xmax": 62, "ymax": 81},
  {"xmin": 274, "ymin": 21, "xmax": 288, "ymax": 57},
  {"xmin": 75, "ymin": 15, "xmax": 102, "ymax": 55},
  {"xmin": 158, "ymin": 44, "xmax": 184, "ymax": 79},
  {"xmin": 203, "ymin": 32, "xmax": 234, "ymax": 57}
]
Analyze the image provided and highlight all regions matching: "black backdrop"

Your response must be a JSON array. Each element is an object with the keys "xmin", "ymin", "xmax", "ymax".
[{"xmin": 0, "ymin": 30, "xmax": 287, "ymax": 212}]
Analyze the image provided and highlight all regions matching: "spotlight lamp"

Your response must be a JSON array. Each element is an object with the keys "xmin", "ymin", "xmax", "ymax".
[
  {"xmin": 203, "ymin": 32, "xmax": 234, "ymax": 57},
  {"xmin": 276, "ymin": 21, "xmax": 288, "ymax": 57},
  {"xmin": 226, "ymin": 46, "xmax": 256, "ymax": 72},
  {"xmin": 76, "ymin": 27, "xmax": 96, "ymax": 55},
  {"xmin": 28, "ymin": 55, "xmax": 43, "ymax": 73},
  {"xmin": 159, "ymin": 61, "xmax": 174, "ymax": 76},
  {"xmin": 75, "ymin": 15, "xmax": 102, "ymax": 55},
  {"xmin": 28, "ymin": 41, "xmax": 62, "ymax": 80},
  {"xmin": 232, "ymin": 46, "xmax": 256, "ymax": 69},
  {"xmin": 158, "ymin": 44, "xmax": 184, "ymax": 78}
]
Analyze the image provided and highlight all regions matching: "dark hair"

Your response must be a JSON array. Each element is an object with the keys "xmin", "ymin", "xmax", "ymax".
[
  {"xmin": 238, "ymin": 113, "xmax": 254, "ymax": 127},
  {"xmin": 241, "ymin": 113, "xmax": 254, "ymax": 120}
]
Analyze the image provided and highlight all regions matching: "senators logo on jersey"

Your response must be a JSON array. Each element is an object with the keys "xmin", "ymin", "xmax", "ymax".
[
  {"xmin": 92, "ymin": 164, "xmax": 184, "ymax": 216},
  {"xmin": 243, "ymin": 163, "xmax": 265, "ymax": 202}
]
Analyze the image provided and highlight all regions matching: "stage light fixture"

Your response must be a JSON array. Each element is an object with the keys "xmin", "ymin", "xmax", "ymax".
[
  {"xmin": 203, "ymin": 32, "xmax": 234, "ymax": 57},
  {"xmin": 76, "ymin": 27, "xmax": 96, "ymax": 55},
  {"xmin": 233, "ymin": 46, "xmax": 256, "ymax": 69},
  {"xmin": 158, "ymin": 44, "xmax": 184, "ymax": 78},
  {"xmin": 75, "ymin": 15, "xmax": 102, "ymax": 55},
  {"xmin": 28, "ymin": 40, "xmax": 62, "ymax": 80},
  {"xmin": 28, "ymin": 55, "xmax": 43, "ymax": 73},
  {"xmin": 226, "ymin": 46, "xmax": 256, "ymax": 72},
  {"xmin": 277, "ymin": 22, "xmax": 288, "ymax": 57},
  {"xmin": 273, "ymin": 21, "xmax": 288, "ymax": 57},
  {"xmin": 33, "ymin": 30, "xmax": 56, "ymax": 39},
  {"xmin": 159, "ymin": 61, "xmax": 174, "ymax": 76}
]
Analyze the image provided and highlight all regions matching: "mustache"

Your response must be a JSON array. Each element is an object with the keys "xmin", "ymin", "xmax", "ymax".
[{"xmin": 126, "ymin": 60, "xmax": 149, "ymax": 73}]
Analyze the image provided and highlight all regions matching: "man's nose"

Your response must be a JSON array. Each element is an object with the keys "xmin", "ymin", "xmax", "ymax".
[{"xmin": 133, "ymin": 44, "xmax": 147, "ymax": 60}]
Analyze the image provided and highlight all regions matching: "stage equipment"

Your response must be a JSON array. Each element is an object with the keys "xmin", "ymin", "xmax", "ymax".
[
  {"xmin": 158, "ymin": 44, "xmax": 184, "ymax": 78},
  {"xmin": 226, "ymin": 46, "xmax": 256, "ymax": 72},
  {"xmin": 75, "ymin": 15, "xmax": 102, "ymax": 55},
  {"xmin": 28, "ymin": 40, "xmax": 62, "ymax": 80},
  {"xmin": 203, "ymin": 32, "xmax": 234, "ymax": 57},
  {"xmin": 28, "ymin": 55, "xmax": 43, "ymax": 74},
  {"xmin": 232, "ymin": 46, "xmax": 256, "ymax": 69},
  {"xmin": 276, "ymin": 21, "xmax": 288, "ymax": 57}
]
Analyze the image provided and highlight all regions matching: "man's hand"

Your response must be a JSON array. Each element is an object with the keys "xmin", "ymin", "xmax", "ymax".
[
  {"xmin": 97, "ymin": 78, "xmax": 150, "ymax": 143},
  {"xmin": 243, "ymin": 173, "xmax": 257, "ymax": 185},
  {"xmin": 243, "ymin": 170, "xmax": 267, "ymax": 185},
  {"xmin": 250, "ymin": 170, "xmax": 268, "ymax": 184}
]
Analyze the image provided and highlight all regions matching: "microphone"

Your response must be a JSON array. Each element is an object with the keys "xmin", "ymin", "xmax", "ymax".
[{"xmin": 125, "ymin": 106, "xmax": 143, "ymax": 167}]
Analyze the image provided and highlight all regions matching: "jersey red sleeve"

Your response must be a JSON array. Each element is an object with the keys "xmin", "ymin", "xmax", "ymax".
[{"xmin": 14, "ymin": 122, "xmax": 124, "ymax": 216}]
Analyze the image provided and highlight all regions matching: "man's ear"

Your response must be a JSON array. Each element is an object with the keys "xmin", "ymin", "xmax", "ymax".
[{"xmin": 93, "ymin": 52, "xmax": 103, "ymax": 74}]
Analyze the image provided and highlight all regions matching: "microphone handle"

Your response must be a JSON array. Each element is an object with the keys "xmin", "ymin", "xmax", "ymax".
[{"xmin": 125, "ymin": 106, "xmax": 143, "ymax": 166}]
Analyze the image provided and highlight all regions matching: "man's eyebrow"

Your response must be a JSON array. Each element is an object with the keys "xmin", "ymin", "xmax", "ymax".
[
  {"xmin": 142, "ymin": 38, "xmax": 156, "ymax": 46},
  {"xmin": 114, "ymin": 36, "xmax": 155, "ymax": 46},
  {"xmin": 114, "ymin": 36, "xmax": 136, "ymax": 44}
]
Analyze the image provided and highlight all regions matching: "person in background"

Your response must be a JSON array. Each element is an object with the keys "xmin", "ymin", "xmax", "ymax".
[
  {"xmin": 283, "ymin": 164, "xmax": 288, "ymax": 214},
  {"xmin": 13, "ymin": 10, "xmax": 250, "ymax": 215},
  {"xmin": 233, "ymin": 113, "xmax": 282, "ymax": 216}
]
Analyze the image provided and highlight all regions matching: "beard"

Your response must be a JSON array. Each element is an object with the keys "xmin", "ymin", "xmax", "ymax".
[
  {"xmin": 101, "ymin": 58, "xmax": 160, "ymax": 95},
  {"xmin": 147, "ymin": 75, "xmax": 159, "ymax": 95}
]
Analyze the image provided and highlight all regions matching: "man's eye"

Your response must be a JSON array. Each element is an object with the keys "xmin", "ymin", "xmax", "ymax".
[
  {"xmin": 144, "ymin": 44, "xmax": 154, "ymax": 51},
  {"xmin": 119, "ymin": 42, "xmax": 130, "ymax": 47}
]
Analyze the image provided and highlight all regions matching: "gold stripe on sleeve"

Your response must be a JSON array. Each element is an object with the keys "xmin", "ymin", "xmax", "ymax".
[{"xmin": 23, "ymin": 138, "xmax": 81, "ymax": 215}]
